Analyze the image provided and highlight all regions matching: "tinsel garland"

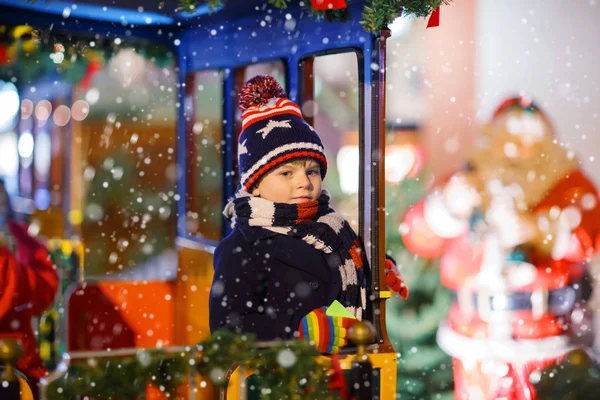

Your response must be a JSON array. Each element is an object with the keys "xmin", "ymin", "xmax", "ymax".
[{"xmin": 178, "ymin": 0, "xmax": 447, "ymax": 32}]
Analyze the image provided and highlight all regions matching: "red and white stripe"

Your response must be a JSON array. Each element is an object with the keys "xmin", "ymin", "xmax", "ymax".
[
  {"xmin": 240, "ymin": 142, "xmax": 325, "ymax": 188},
  {"xmin": 241, "ymin": 98, "xmax": 303, "ymax": 132}
]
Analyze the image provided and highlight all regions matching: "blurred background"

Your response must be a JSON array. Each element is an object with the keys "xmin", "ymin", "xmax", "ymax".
[{"xmin": 0, "ymin": 0, "xmax": 599, "ymax": 398}]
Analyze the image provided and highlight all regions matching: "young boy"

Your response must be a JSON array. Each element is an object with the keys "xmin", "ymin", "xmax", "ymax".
[{"xmin": 209, "ymin": 76, "xmax": 407, "ymax": 353}]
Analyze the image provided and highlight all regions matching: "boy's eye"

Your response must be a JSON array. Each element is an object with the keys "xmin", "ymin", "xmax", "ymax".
[
  {"xmin": 280, "ymin": 171, "xmax": 292, "ymax": 177},
  {"xmin": 307, "ymin": 170, "xmax": 319, "ymax": 176}
]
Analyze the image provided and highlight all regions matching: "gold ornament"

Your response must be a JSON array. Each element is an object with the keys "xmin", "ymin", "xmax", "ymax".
[
  {"xmin": 348, "ymin": 320, "xmax": 375, "ymax": 361},
  {"xmin": 12, "ymin": 25, "xmax": 33, "ymax": 39},
  {"xmin": 0, "ymin": 338, "xmax": 23, "ymax": 382}
]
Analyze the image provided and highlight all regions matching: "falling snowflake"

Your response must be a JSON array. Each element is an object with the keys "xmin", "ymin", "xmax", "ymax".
[{"xmin": 277, "ymin": 348, "xmax": 297, "ymax": 368}]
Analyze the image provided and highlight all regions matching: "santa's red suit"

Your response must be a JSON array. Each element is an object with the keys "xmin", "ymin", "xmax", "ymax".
[
  {"xmin": 0, "ymin": 221, "xmax": 58, "ymax": 397},
  {"xmin": 402, "ymin": 97, "xmax": 600, "ymax": 400}
]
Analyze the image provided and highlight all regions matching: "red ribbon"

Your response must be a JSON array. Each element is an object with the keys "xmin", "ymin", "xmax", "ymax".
[
  {"xmin": 328, "ymin": 354, "xmax": 349, "ymax": 399},
  {"xmin": 427, "ymin": 6, "xmax": 440, "ymax": 28},
  {"xmin": 309, "ymin": 0, "xmax": 347, "ymax": 11},
  {"xmin": 80, "ymin": 59, "xmax": 102, "ymax": 89}
]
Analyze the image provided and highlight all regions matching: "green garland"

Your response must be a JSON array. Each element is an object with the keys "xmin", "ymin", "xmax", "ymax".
[
  {"xmin": 361, "ymin": 0, "xmax": 442, "ymax": 32},
  {"xmin": 195, "ymin": 330, "xmax": 258, "ymax": 387},
  {"xmin": 46, "ymin": 349, "xmax": 190, "ymax": 400},
  {"xmin": 249, "ymin": 342, "xmax": 337, "ymax": 400},
  {"xmin": 0, "ymin": 25, "xmax": 175, "ymax": 87},
  {"xmin": 197, "ymin": 330, "xmax": 338, "ymax": 399},
  {"xmin": 177, "ymin": 0, "xmax": 446, "ymax": 32},
  {"xmin": 45, "ymin": 330, "xmax": 339, "ymax": 400}
]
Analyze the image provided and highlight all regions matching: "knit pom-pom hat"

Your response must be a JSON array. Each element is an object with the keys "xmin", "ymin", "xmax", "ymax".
[{"xmin": 237, "ymin": 75, "xmax": 327, "ymax": 191}]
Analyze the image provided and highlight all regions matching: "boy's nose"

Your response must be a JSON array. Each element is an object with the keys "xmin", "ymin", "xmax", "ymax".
[{"xmin": 296, "ymin": 173, "xmax": 312, "ymax": 188}]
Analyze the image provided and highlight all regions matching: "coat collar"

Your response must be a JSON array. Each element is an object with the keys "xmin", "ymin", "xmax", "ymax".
[{"xmin": 237, "ymin": 225, "xmax": 279, "ymax": 242}]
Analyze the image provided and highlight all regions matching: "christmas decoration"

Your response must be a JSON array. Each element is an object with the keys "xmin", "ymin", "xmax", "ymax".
[
  {"xmin": 37, "ymin": 240, "xmax": 83, "ymax": 371},
  {"xmin": 361, "ymin": 0, "xmax": 445, "ymax": 32},
  {"xmin": 45, "ymin": 349, "xmax": 190, "ymax": 400},
  {"xmin": 176, "ymin": 0, "xmax": 448, "ymax": 32},
  {"xmin": 197, "ymin": 330, "xmax": 341, "ymax": 399},
  {"xmin": 310, "ymin": 0, "xmax": 348, "ymax": 11},
  {"xmin": 45, "ymin": 330, "xmax": 349, "ymax": 399},
  {"xmin": 249, "ymin": 341, "xmax": 340, "ymax": 399},
  {"xmin": 0, "ymin": 220, "xmax": 59, "ymax": 399},
  {"xmin": 401, "ymin": 200, "xmax": 447, "ymax": 258},
  {"xmin": 402, "ymin": 97, "xmax": 600, "ymax": 399},
  {"xmin": 195, "ymin": 330, "xmax": 258, "ymax": 388},
  {"xmin": 426, "ymin": 5, "xmax": 440, "ymax": 28},
  {"xmin": 0, "ymin": 25, "xmax": 174, "ymax": 87},
  {"xmin": 79, "ymin": 60, "xmax": 102, "ymax": 89}
]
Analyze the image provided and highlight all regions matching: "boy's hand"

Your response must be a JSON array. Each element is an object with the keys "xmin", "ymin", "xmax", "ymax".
[
  {"xmin": 385, "ymin": 258, "xmax": 409, "ymax": 299},
  {"xmin": 298, "ymin": 306, "xmax": 357, "ymax": 354}
]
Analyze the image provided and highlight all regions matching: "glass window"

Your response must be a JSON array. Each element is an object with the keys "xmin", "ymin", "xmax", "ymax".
[
  {"xmin": 386, "ymin": 18, "xmax": 425, "ymax": 126},
  {"xmin": 49, "ymin": 111, "xmax": 66, "ymax": 209},
  {"xmin": 243, "ymin": 62, "xmax": 286, "ymax": 86},
  {"xmin": 18, "ymin": 117, "xmax": 34, "ymax": 199},
  {"xmin": 0, "ymin": 131, "xmax": 19, "ymax": 196},
  {"xmin": 304, "ymin": 53, "xmax": 360, "ymax": 232},
  {"xmin": 233, "ymin": 61, "xmax": 287, "ymax": 149},
  {"xmin": 75, "ymin": 44, "xmax": 178, "ymax": 278},
  {"xmin": 185, "ymin": 70, "xmax": 224, "ymax": 241},
  {"xmin": 33, "ymin": 126, "xmax": 51, "ymax": 210}
]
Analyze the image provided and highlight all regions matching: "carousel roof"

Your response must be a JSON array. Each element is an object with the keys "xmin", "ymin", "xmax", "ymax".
[
  {"xmin": 0, "ymin": 0, "xmax": 359, "ymax": 27},
  {"xmin": 0, "ymin": 0, "xmax": 218, "ymax": 25}
]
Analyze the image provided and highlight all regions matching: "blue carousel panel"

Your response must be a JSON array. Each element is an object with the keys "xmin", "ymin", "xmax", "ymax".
[
  {"xmin": 0, "ymin": 0, "xmax": 175, "ymax": 24},
  {"xmin": 0, "ymin": 0, "xmax": 370, "ymax": 35},
  {"xmin": 0, "ymin": 0, "xmax": 373, "ymax": 61}
]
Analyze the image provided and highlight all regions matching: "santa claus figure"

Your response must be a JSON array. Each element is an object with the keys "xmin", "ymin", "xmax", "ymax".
[
  {"xmin": 0, "ymin": 180, "xmax": 59, "ymax": 400},
  {"xmin": 401, "ymin": 97, "xmax": 600, "ymax": 399}
]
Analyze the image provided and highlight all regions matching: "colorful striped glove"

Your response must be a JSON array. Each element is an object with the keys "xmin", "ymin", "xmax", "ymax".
[
  {"xmin": 297, "ymin": 306, "xmax": 357, "ymax": 354},
  {"xmin": 385, "ymin": 256, "xmax": 409, "ymax": 299}
]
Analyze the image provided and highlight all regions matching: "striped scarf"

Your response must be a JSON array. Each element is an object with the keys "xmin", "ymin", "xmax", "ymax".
[{"xmin": 223, "ymin": 190, "xmax": 369, "ymax": 320}]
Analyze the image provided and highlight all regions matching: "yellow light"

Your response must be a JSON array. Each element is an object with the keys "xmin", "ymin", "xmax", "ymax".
[{"xmin": 68, "ymin": 209, "xmax": 83, "ymax": 225}]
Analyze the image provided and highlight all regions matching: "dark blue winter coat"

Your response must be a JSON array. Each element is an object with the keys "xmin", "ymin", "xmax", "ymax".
[{"xmin": 209, "ymin": 225, "xmax": 344, "ymax": 341}]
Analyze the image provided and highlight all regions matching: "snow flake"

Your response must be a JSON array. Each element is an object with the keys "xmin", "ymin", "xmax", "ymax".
[{"xmin": 277, "ymin": 349, "xmax": 297, "ymax": 368}]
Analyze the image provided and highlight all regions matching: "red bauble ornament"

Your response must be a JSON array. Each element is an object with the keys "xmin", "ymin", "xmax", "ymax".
[
  {"xmin": 310, "ymin": 0, "xmax": 347, "ymax": 11},
  {"xmin": 401, "ymin": 201, "xmax": 447, "ymax": 259}
]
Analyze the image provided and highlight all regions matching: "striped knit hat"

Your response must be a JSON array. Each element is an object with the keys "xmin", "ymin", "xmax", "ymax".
[{"xmin": 237, "ymin": 75, "xmax": 327, "ymax": 191}]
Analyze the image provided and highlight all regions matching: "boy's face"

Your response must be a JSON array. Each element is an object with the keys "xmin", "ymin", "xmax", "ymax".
[{"xmin": 252, "ymin": 159, "xmax": 322, "ymax": 204}]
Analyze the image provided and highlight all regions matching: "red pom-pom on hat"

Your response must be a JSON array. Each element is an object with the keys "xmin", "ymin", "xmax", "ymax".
[{"xmin": 238, "ymin": 75, "xmax": 287, "ymax": 111}]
